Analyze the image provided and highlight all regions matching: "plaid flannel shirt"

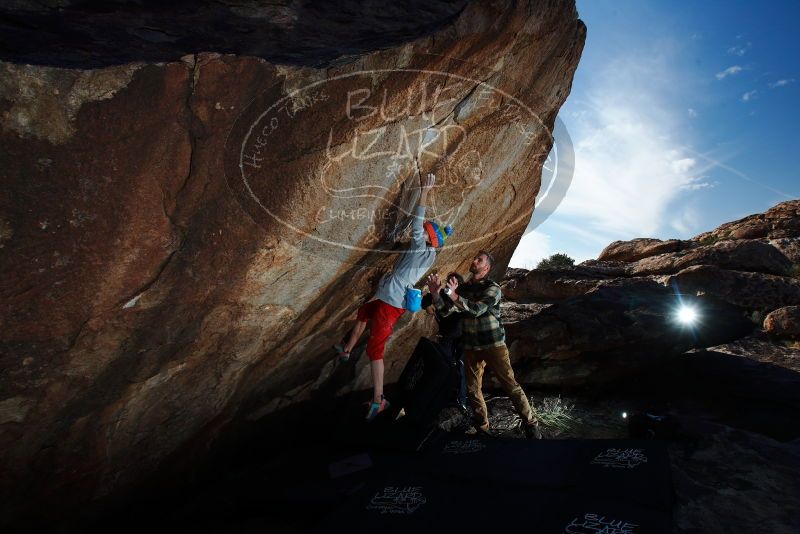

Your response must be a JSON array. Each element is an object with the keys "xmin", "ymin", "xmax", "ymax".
[{"xmin": 434, "ymin": 278, "xmax": 505, "ymax": 350}]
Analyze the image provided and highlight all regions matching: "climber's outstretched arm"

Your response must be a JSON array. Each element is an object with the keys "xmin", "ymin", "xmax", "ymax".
[{"xmin": 411, "ymin": 173, "xmax": 435, "ymax": 246}]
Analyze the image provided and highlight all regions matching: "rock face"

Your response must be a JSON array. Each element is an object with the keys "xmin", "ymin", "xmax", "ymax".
[
  {"xmin": 503, "ymin": 279, "xmax": 755, "ymax": 388},
  {"xmin": 0, "ymin": 1, "xmax": 470, "ymax": 68},
  {"xmin": 501, "ymin": 267, "xmax": 606, "ymax": 301},
  {"xmin": 0, "ymin": 0, "xmax": 586, "ymax": 526},
  {"xmin": 500, "ymin": 260, "xmax": 630, "ymax": 302},
  {"xmin": 665, "ymin": 265, "xmax": 800, "ymax": 312},
  {"xmin": 502, "ymin": 199, "xmax": 800, "ymax": 387},
  {"xmin": 693, "ymin": 199, "xmax": 800, "ymax": 243},
  {"xmin": 764, "ymin": 306, "xmax": 800, "ymax": 340},
  {"xmin": 770, "ymin": 237, "xmax": 800, "ymax": 264},
  {"xmin": 598, "ymin": 237, "xmax": 685, "ymax": 262},
  {"xmin": 596, "ymin": 200, "xmax": 800, "ymax": 264},
  {"xmin": 629, "ymin": 239, "xmax": 792, "ymax": 277},
  {"xmin": 671, "ymin": 423, "xmax": 800, "ymax": 534}
]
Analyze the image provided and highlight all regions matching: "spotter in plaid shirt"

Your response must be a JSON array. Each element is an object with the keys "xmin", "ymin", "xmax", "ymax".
[
  {"xmin": 433, "ymin": 277, "xmax": 505, "ymax": 351},
  {"xmin": 426, "ymin": 251, "xmax": 541, "ymax": 438}
]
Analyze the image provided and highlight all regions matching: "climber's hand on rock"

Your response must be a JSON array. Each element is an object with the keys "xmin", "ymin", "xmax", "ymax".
[
  {"xmin": 422, "ymin": 172, "xmax": 435, "ymax": 191},
  {"xmin": 419, "ymin": 173, "xmax": 434, "ymax": 207}
]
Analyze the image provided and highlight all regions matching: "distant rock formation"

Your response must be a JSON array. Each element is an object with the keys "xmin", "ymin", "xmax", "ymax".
[
  {"xmin": 764, "ymin": 305, "xmax": 800, "ymax": 340},
  {"xmin": 501, "ymin": 199, "xmax": 800, "ymax": 387}
]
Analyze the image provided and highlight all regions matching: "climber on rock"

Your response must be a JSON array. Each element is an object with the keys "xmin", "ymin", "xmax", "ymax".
[{"xmin": 333, "ymin": 172, "xmax": 453, "ymax": 422}]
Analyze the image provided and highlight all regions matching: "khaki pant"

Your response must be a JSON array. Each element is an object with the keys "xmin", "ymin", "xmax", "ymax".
[{"xmin": 464, "ymin": 343, "xmax": 534, "ymax": 431}]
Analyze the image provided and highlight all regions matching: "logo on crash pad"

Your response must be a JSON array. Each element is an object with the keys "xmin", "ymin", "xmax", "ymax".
[
  {"xmin": 563, "ymin": 513, "xmax": 639, "ymax": 534},
  {"xmin": 590, "ymin": 448, "xmax": 648, "ymax": 469},
  {"xmin": 442, "ymin": 439, "xmax": 486, "ymax": 454},
  {"xmin": 366, "ymin": 486, "xmax": 427, "ymax": 514},
  {"xmin": 224, "ymin": 58, "xmax": 573, "ymax": 263}
]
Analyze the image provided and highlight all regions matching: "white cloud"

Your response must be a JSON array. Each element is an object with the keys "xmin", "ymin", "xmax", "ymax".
[
  {"xmin": 684, "ymin": 149, "xmax": 796, "ymax": 200},
  {"xmin": 524, "ymin": 44, "xmax": 717, "ymax": 247},
  {"xmin": 671, "ymin": 158, "xmax": 696, "ymax": 174},
  {"xmin": 669, "ymin": 204, "xmax": 702, "ymax": 236},
  {"xmin": 687, "ymin": 108, "xmax": 698, "ymax": 118},
  {"xmin": 679, "ymin": 175, "xmax": 717, "ymax": 191},
  {"xmin": 552, "ymin": 94, "xmax": 713, "ymax": 242},
  {"xmin": 741, "ymin": 90, "xmax": 758, "ymax": 102},
  {"xmin": 727, "ymin": 41, "xmax": 751, "ymax": 56},
  {"xmin": 511, "ymin": 39, "xmax": 720, "ymax": 265},
  {"xmin": 769, "ymin": 78, "xmax": 795, "ymax": 88},
  {"xmin": 716, "ymin": 65, "xmax": 743, "ymax": 80},
  {"xmin": 508, "ymin": 230, "xmax": 551, "ymax": 269}
]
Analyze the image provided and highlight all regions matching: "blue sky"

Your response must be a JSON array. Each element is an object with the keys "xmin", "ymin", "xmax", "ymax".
[{"xmin": 510, "ymin": 0, "xmax": 799, "ymax": 268}]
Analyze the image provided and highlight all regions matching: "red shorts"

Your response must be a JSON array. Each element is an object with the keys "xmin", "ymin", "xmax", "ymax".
[{"xmin": 356, "ymin": 299, "xmax": 405, "ymax": 361}]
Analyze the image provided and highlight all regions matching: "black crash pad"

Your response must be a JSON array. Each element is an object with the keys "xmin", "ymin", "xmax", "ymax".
[
  {"xmin": 572, "ymin": 439, "xmax": 674, "ymax": 512},
  {"xmin": 312, "ymin": 438, "xmax": 674, "ymax": 533}
]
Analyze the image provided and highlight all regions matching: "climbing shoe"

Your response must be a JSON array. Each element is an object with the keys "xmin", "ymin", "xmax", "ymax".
[
  {"xmin": 524, "ymin": 420, "xmax": 543, "ymax": 439},
  {"xmin": 465, "ymin": 425, "xmax": 492, "ymax": 437},
  {"xmin": 365, "ymin": 396, "xmax": 389, "ymax": 422},
  {"xmin": 333, "ymin": 344, "xmax": 350, "ymax": 363}
]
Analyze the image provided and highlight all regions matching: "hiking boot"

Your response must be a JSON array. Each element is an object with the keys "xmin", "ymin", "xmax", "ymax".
[
  {"xmin": 524, "ymin": 421, "xmax": 543, "ymax": 439},
  {"xmin": 465, "ymin": 425, "xmax": 492, "ymax": 437},
  {"xmin": 332, "ymin": 344, "xmax": 350, "ymax": 363},
  {"xmin": 365, "ymin": 396, "xmax": 389, "ymax": 422}
]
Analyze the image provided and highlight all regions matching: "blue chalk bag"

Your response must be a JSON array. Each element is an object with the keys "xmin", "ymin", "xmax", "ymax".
[{"xmin": 404, "ymin": 287, "xmax": 422, "ymax": 312}]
